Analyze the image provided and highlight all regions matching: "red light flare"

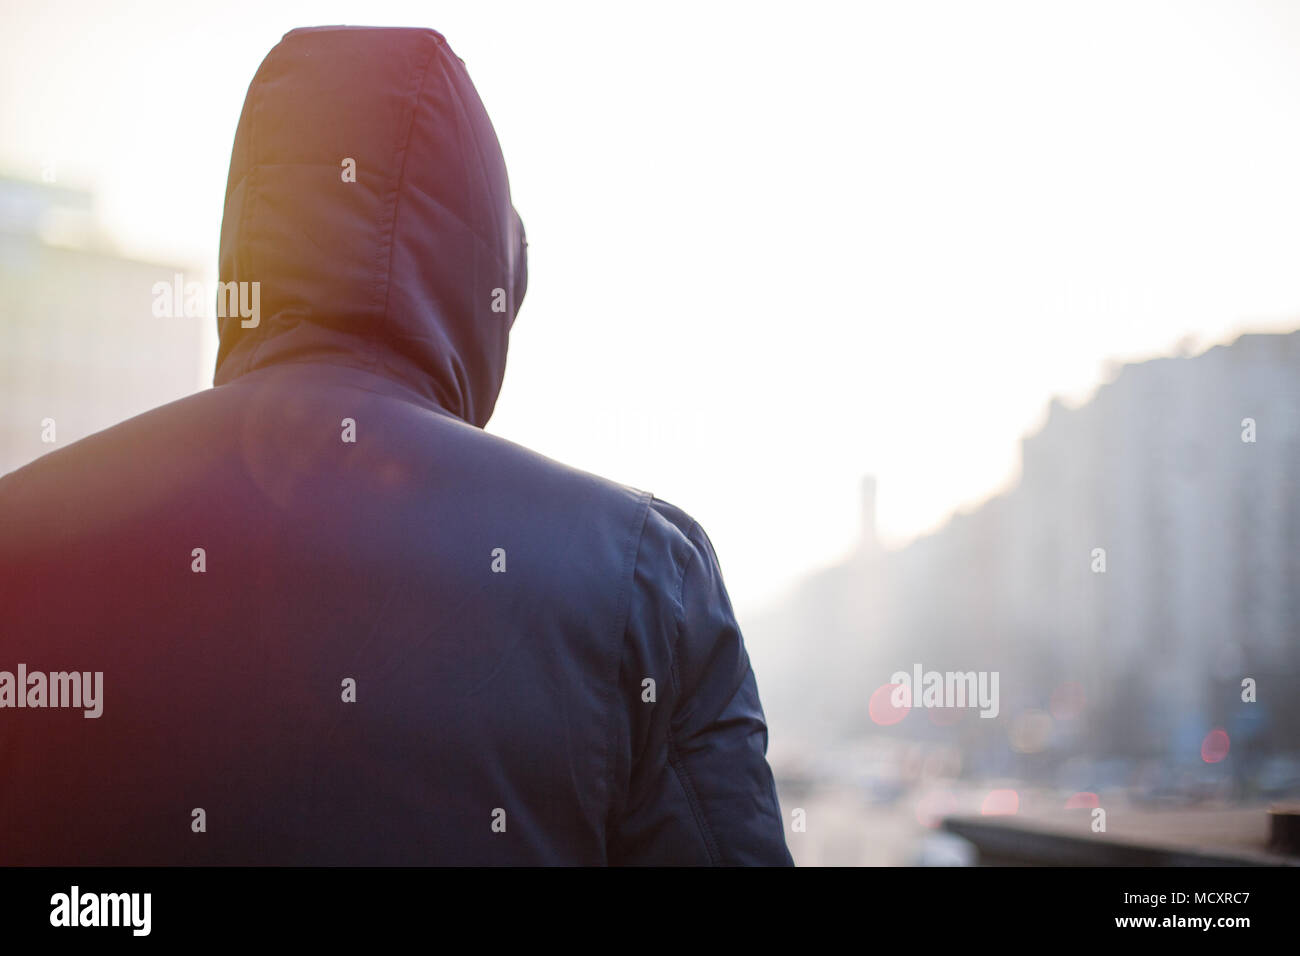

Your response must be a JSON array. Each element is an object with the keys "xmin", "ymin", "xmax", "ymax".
[
  {"xmin": 1201, "ymin": 728, "xmax": 1230, "ymax": 763},
  {"xmin": 869, "ymin": 683, "xmax": 910, "ymax": 726}
]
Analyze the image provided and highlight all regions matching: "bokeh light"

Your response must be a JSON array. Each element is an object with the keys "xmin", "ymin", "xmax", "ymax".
[
  {"xmin": 869, "ymin": 683, "xmax": 910, "ymax": 726},
  {"xmin": 1201, "ymin": 728, "xmax": 1230, "ymax": 763},
  {"xmin": 1009, "ymin": 709, "xmax": 1054, "ymax": 754},
  {"xmin": 981, "ymin": 789, "xmax": 1020, "ymax": 816}
]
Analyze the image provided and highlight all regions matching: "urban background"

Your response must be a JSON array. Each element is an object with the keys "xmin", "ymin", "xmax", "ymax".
[
  {"xmin": 4, "ymin": 0, "xmax": 1300, "ymax": 867},
  {"xmin": 4, "ymin": 173, "xmax": 1296, "ymax": 864}
]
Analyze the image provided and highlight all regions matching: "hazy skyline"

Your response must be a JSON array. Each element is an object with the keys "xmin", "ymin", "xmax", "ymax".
[{"xmin": 5, "ymin": 0, "xmax": 1300, "ymax": 612}]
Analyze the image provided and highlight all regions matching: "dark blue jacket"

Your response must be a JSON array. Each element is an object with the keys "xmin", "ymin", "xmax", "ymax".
[{"xmin": 0, "ymin": 26, "xmax": 791, "ymax": 865}]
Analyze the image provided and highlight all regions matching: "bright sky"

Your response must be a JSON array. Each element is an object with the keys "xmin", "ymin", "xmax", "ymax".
[{"xmin": 4, "ymin": 0, "xmax": 1300, "ymax": 614}]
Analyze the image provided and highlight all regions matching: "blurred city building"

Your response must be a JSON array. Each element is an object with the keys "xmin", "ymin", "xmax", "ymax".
[
  {"xmin": 0, "ymin": 175, "xmax": 205, "ymax": 476},
  {"xmin": 758, "ymin": 330, "xmax": 1300, "ymax": 808}
]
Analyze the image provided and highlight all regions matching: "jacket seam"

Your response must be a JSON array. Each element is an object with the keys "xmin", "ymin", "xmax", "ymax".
[
  {"xmin": 665, "ymin": 517, "xmax": 722, "ymax": 865},
  {"xmin": 374, "ymin": 42, "xmax": 439, "ymax": 378},
  {"xmin": 604, "ymin": 490, "xmax": 654, "ymax": 862}
]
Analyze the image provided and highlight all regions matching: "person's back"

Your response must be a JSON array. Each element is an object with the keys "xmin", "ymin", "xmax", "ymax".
[{"xmin": 0, "ymin": 25, "xmax": 791, "ymax": 866}]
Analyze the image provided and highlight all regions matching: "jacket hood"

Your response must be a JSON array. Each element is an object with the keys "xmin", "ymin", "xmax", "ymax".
[{"xmin": 214, "ymin": 26, "xmax": 527, "ymax": 427}]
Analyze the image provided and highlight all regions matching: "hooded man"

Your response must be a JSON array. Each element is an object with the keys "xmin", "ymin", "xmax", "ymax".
[{"xmin": 0, "ymin": 25, "xmax": 792, "ymax": 865}]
